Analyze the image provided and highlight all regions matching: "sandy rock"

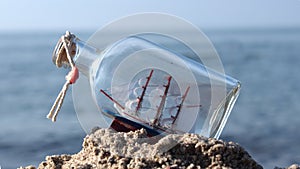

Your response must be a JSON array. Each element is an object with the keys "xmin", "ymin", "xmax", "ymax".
[{"xmin": 19, "ymin": 128, "xmax": 298, "ymax": 169}]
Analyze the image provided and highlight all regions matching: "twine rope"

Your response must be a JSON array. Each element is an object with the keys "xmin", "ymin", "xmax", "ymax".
[{"xmin": 47, "ymin": 31, "xmax": 79, "ymax": 122}]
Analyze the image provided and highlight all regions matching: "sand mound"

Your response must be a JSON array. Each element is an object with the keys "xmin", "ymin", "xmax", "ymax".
[{"xmin": 20, "ymin": 128, "xmax": 299, "ymax": 169}]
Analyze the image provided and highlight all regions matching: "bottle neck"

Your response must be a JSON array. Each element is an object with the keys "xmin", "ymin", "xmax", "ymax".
[{"xmin": 72, "ymin": 38, "xmax": 99, "ymax": 77}]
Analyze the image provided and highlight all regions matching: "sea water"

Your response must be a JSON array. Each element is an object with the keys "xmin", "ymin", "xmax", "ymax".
[{"xmin": 0, "ymin": 28, "xmax": 299, "ymax": 169}]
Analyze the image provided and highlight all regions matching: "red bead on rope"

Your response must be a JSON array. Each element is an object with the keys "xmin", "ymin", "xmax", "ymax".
[{"xmin": 66, "ymin": 67, "xmax": 79, "ymax": 84}]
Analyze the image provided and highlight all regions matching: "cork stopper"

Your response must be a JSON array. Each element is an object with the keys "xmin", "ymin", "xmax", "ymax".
[{"xmin": 52, "ymin": 31, "xmax": 77, "ymax": 68}]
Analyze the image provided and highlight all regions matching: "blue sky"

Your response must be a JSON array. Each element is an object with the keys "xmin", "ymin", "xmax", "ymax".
[{"xmin": 0, "ymin": 0, "xmax": 299, "ymax": 31}]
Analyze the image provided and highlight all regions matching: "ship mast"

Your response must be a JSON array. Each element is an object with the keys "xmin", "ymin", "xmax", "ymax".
[
  {"xmin": 172, "ymin": 86, "xmax": 190, "ymax": 125},
  {"xmin": 153, "ymin": 76, "xmax": 172, "ymax": 126},
  {"xmin": 135, "ymin": 69, "xmax": 154, "ymax": 114}
]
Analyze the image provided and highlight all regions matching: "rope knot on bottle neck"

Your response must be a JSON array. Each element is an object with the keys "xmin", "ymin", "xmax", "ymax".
[{"xmin": 47, "ymin": 31, "xmax": 79, "ymax": 122}]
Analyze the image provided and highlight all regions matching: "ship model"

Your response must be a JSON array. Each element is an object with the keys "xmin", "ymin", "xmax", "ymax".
[{"xmin": 100, "ymin": 69, "xmax": 200, "ymax": 137}]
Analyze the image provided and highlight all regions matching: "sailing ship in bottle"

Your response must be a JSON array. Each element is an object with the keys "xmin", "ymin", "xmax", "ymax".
[{"xmin": 49, "ymin": 31, "xmax": 241, "ymax": 139}]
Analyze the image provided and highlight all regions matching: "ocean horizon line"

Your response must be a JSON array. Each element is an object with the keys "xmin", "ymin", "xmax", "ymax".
[{"xmin": 0, "ymin": 26, "xmax": 300, "ymax": 35}]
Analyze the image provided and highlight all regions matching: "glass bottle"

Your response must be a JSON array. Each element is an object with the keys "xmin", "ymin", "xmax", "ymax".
[{"xmin": 52, "ymin": 33, "xmax": 241, "ymax": 139}]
